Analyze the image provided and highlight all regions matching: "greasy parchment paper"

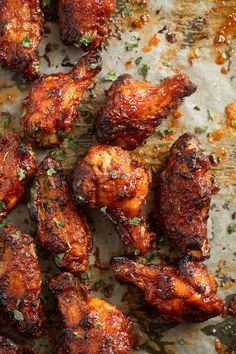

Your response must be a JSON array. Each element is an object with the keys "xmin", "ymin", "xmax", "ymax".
[{"xmin": 0, "ymin": 0, "xmax": 236, "ymax": 353}]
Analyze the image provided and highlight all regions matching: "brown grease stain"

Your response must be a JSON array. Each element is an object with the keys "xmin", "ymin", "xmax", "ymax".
[
  {"xmin": 0, "ymin": 80, "xmax": 20, "ymax": 107},
  {"xmin": 142, "ymin": 33, "xmax": 160, "ymax": 52}
]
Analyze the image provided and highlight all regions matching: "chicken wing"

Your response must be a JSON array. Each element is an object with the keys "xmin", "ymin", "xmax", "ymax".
[
  {"xmin": 49, "ymin": 272, "xmax": 131, "ymax": 354},
  {"xmin": 58, "ymin": 0, "xmax": 115, "ymax": 48},
  {"xmin": 154, "ymin": 132, "xmax": 217, "ymax": 260},
  {"xmin": 21, "ymin": 51, "xmax": 101, "ymax": 148},
  {"xmin": 0, "ymin": 336, "xmax": 20, "ymax": 354},
  {"xmin": 0, "ymin": 133, "xmax": 37, "ymax": 221},
  {"xmin": 0, "ymin": 224, "xmax": 43, "ymax": 337},
  {"xmin": 112, "ymin": 257, "xmax": 225, "ymax": 323},
  {"xmin": 96, "ymin": 74, "xmax": 197, "ymax": 150},
  {"xmin": 72, "ymin": 145, "xmax": 154, "ymax": 255},
  {"xmin": 0, "ymin": 0, "xmax": 44, "ymax": 80},
  {"xmin": 29, "ymin": 156, "xmax": 92, "ymax": 274}
]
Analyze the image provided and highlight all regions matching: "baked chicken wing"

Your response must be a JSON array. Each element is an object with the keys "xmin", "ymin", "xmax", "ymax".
[
  {"xmin": 96, "ymin": 74, "xmax": 197, "ymax": 150},
  {"xmin": 29, "ymin": 156, "xmax": 92, "ymax": 274},
  {"xmin": 21, "ymin": 51, "xmax": 101, "ymax": 148},
  {"xmin": 58, "ymin": 0, "xmax": 115, "ymax": 48},
  {"xmin": 154, "ymin": 132, "xmax": 217, "ymax": 260},
  {"xmin": 0, "ymin": 0, "xmax": 44, "ymax": 80},
  {"xmin": 112, "ymin": 257, "xmax": 225, "ymax": 323},
  {"xmin": 49, "ymin": 272, "xmax": 131, "ymax": 354},
  {"xmin": 0, "ymin": 224, "xmax": 43, "ymax": 337},
  {"xmin": 0, "ymin": 133, "xmax": 37, "ymax": 220},
  {"xmin": 73, "ymin": 145, "xmax": 154, "ymax": 255},
  {"xmin": 0, "ymin": 336, "xmax": 20, "ymax": 354}
]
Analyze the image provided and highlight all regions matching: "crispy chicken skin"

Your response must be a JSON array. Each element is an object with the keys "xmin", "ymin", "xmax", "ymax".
[
  {"xmin": 58, "ymin": 0, "xmax": 115, "ymax": 48},
  {"xmin": 96, "ymin": 74, "xmax": 197, "ymax": 150},
  {"xmin": 21, "ymin": 51, "xmax": 101, "ymax": 148},
  {"xmin": 0, "ymin": 224, "xmax": 43, "ymax": 337},
  {"xmin": 0, "ymin": 133, "xmax": 37, "ymax": 220},
  {"xmin": 0, "ymin": 336, "xmax": 20, "ymax": 354},
  {"xmin": 29, "ymin": 156, "xmax": 92, "ymax": 274},
  {"xmin": 73, "ymin": 145, "xmax": 154, "ymax": 255},
  {"xmin": 112, "ymin": 257, "xmax": 225, "ymax": 323},
  {"xmin": 154, "ymin": 132, "xmax": 218, "ymax": 261},
  {"xmin": 49, "ymin": 273, "xmax": 131, "ymax": 354},
  {"xmin": 0, "ymin": 0, "xmax": 43, "ymax": 80}
]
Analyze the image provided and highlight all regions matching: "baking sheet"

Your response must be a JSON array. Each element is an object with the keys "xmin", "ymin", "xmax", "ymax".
[{"xmin": 0, "ymin": 0, "xmax": 236, "ymax": 353}]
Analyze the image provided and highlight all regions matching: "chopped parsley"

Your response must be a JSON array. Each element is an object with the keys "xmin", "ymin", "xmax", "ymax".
[
  {"xmin": 55, "ymin": 253, "xmax": 65, "ymax": 262},
  {"xmin": 207, "ymin": 109, "xmax": 215, "ymax": 121},
  {"xmin": 33, "ymin": 64, "xmax": 40, "ymax": 74},
  {"xmin": 78, "ymin": 104, "xmax": 90, "ymax": 113},
  {"xmin": 194, "ymin": 106, "xmax": 200, "ymax": 111},
  {"xmin": 17, "ymin": 168, "xmax": 26, "ymax": 181},
  {"xmin": 134, "ymin": 249, "xmax": 140, "ymax": 256},
  {"xmin": 51, "ymin": 150, "xmax": 66, "ymax": 161},
  {"xmin": 101, "ymin": 206, "xmax": 107, "ymax": 213},
  {"xmin": 195, "ymin": 125, "xmax": 208, "ymax": 134},
  {"xmin": 110, "ymin": 170, "xmax": 117, "ymax": 179},
  {"xmin": 31, "ymin": 188, "xmax": 37, "ymax": 198},
  {"xmin": 0, "ymin": 201, "xmax": 5, "ymax": 210},
  {"xmin": 121, "ymin": 4, "xmax": 132, "ymax": 17},
  {"xmin": 118, "ymin": 124, "xmax": 126, "ymax": 130},
  {"xmin": 14, "ymin": 310, "xmax": 24, "ymax": 321},
  {"xmin": 125, "ymin": 36, "xmax": 139, "ymax": 51},
  {"xmin": 93, "ymin": 321, "xmax": 101, "ymax": 328},
  {"xmin": 47, "ymin": 167, "xmax": 56, "ymax": 176},
  {"xmin": 135, "ymin": 56, "xmax": 143, "ymax": 66},
  {"xmin": 42, "ymin": 0, "xmax": 51, "ymax": 7},
  {"xmin": 80, "ymin": 35, "xmax": 92, "ymax": 46},
  {"xmin": 90, "ymin": 63, "xmax": 100, "ymax": 69},
  {"xmin": 64, "ymin": 297, "xmax": 71, "ymax": 303},
  {"xmin": 3, "ymin": 115, "xmax": 11, "ymax": 128},
  {"xmin": 21, "ymin": 36, "xmax": 31, "ymax": 48},
  {"xmin": 138, "ymin": 63, "xmax": 150, "ymax": 80},
  {"xmin": 55, "ymin": 220, "xmax": 65, "ymax": 228},
  {"xmin": 104, "ymin": 71, "xmax": 117, "ymax": 82},
  {"xmin": 120, "ymin": 173, "xmax": 126, "ymax": 180},
  {"xmin": 165, "ymin": 127, "xmax": 174, "ymax": 134},
  {"xmin": 227, "ymin": 222, "xmax": 236, "ymax": 234},
  {"xmin": 78, "ymin": 195, "xmax": 84, "ymax": 201},
  {"xmin": 129, "ymin": 217, "xmax": 141, "ymax": 226}
]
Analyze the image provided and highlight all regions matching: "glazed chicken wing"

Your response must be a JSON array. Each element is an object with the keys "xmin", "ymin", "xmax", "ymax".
[
  {"xmin": 29, "ymin": 156, "xmax": 92, "ymax": 274},
  {"xmin": 0, "ymin": 0, "xmax": 43, "ymax": 80},
  {"xmin": 154, "ymin": 132, "xmax": 218, "ymax": 260},
  {"xmin": 112, "ymin": 257, "xmax": 225, "ymax": 322},
  {"xmin": 49, "ymin": 272, "xmax": 131, "ymax": 354},
  {"xmin": 96, "ymin": 74, "xmax": 197, "ymax": 150},
  {"xmin": 21, "ymin": 51, "xmax": 101, "ymax": 148},
  {"xmin": 73, "ymin": 145, "xmax": 154, "ymax": 255},
  {"xmin": 0, "ymin": 336, "xmax": 20, "ymax": 354},
  {"xmin": 0, "ymin": 133, "xmax": 37, "ymax": 220},
  {"xmin": 0, "ymin": 224, "xmax": 43, "ymax": 337},
  {"xmin": 58, "ymin": 0, "xmax": 115, "ymax": 48}
]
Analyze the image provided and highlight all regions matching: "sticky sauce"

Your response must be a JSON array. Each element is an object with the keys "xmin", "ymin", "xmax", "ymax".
[
  {"xmin": 188, "ymin": 48, "xmax": 199, "ymax": 66},
  {"xmin": 208, "ymin": 127, "xmax": 225, "ymax": 143},
  {"xmin": 225, "ymin": 103, "xmax": 236, "ymax": 129},
  {"xmin": 142, "ymin": 33, "xmax": 160, "ymax": 52},
  {"xmin": 0, "ymin": 80, "xmax": 20, "ymax": 107},
  {"xmin": 214, "ymin": 12, "xmax": 236, "ymax": 46}
]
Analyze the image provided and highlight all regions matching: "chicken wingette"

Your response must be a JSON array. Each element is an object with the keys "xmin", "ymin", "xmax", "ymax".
[
  {"xmin": 0, "ymin": 0, "xmax": 44, "ymax": 80},
  {"xmin": 73, "ymin": 145, "xmax": 154, "ymax": 255},
  {"xmin": 0, "ymin": 133, "xmax": 37, "ymax": 221},
  {"xmin": 58, "ymin": 0, "xmax": 115, "ymax": 48},
  {"xmin": 49, "ymin": 272, "xmax": 131, "ymax": 354},
  {"xmin": 29, "ymin": 156, "xmax": 92, "ymax": 274},
  {"xmin": 112, "ymin": 257, "xmax": 225, "ymax": 322},
  {"xmin": 0, "ymin": 336, "xmax": 20, "ymax": 354},
  {"xmin": 96, "ymin": 74, "xmax": 197, "ymax": 149},
  {"xmin": 0, "ymin": 224, "xmax": 43, "ymax": 337},
  {"xmin": 154, "ymin": 132, "xmax": 218, "ymax": 260},
  {"xmin": 21, "ymin": 51, "xmax": 101, "ymax": 148}
]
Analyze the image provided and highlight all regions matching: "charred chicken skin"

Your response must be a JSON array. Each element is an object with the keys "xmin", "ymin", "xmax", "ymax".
[
  {"xmin": 49, "ymin": 272, "xmax": 131, "ymax": 354},
  {"xmin": 0, "ymin": 224, "xmax": 43, "ymax": 337},
  {"xmin": 96, "ymin": 74, "xmax": 197, "ymax": 150},
  {"xmin": 112, "ymin": 257, "xmax": 225, "ymax": 323},
  {"xmin": 154, "ymin": 132, "xmax": 217, "ymax": 261},
  {"xmin": 58, "ymin": 0, "xmax": 115, "ymax": 48},
  {"xmin": 21, "ymin": 51, "xmax": 101, "ymax": 148},
  {"xmin": 29, "ymin": 156, "xmax": 92, "ymax": 274},
  {"xmin": 0, "ymin": 0, "xmax": 44, "ymax": 80},
  {"xmin": 73, "ymin": 145, "xmax": 154, "ymax": 255},
  {"xmin": 0, "ymin": 133, "xmax": 37, "ymax": 221},
  {"xmin": 0, "ymin": 336, "xmax": 20, "ymax": 354}
]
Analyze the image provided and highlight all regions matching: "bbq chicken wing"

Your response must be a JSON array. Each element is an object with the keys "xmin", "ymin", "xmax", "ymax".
[
  {"xmin": 21, "ymin": 51, "xmax": 101, "ymax": 148},
  {"xmin": 154, "ymin": 132, "xmax": 218, "ymax": 261},
  {"xmin": 0, "ymin": 224, "xmax": 43, "ymax": 337},
  {"xmin": 49, "ymin": 272, "xmax": 131, "ymax": 354},
  {"xmin": 96, "ymin": 74, "xmax": 197, "ymax": 150},
  {"xmin": 0, "ymin": 336, "xmax": 20, "ymax": 354},
  {"xmin": 0, "ymin": 133, "xmax": 37, "ymax": 220},
  {"xmin": 58, "ymin": 0, "xmax": 115, "ymax": 48},
  {"xmin": 0, "ymin": 0, "xmax": 44, "ymax": 80},
  {"xmin": 29, "ymin": 156, "xmax": 92, "ymax": 274},
  {"xmin": 73, "ymin": 145, "xmax": 154, "ymax": 255},
  {"xmin": 112, "ymin": 257, "xmax": 225, "ymax": 323}
]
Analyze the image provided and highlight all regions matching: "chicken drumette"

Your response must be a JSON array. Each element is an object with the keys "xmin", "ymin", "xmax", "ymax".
[
  {"xmin": 96, "ymin": 74, "xmax": 197, "ymax": 150},
  {"xmin": 29, "ymin": 156, "xmax": 92, "ymax": 274},
  {"xmin": 49, "ymin": 272, "xmax": 131, "ymax": 354},
  {"xmin": 0, "ymin": 224, "xmax": 43, "ymax": 337},
  {"xmin": 112, "ymin": 257, "xmax": 225, "ymax": 322},
  {"xmin": 154, "ymin": 132, "xmax": 218, "ymax": 260},
  {"xmin": 0, "ymin": 133, "xmax": 37, "ymax": 220},
  {"xmin": 73, "ymin": 145, "xmax": 154, "ymax": 255},
  {"xmin": 0, "ymin": 0, "xmax": 44, "ymax": 80},
  {"xmin": 21, "ymin": 51, "xmax": 101, "ymax": 148},
  {"xmin": 58, "ymin": 0, "xmax": 115, "ymax": 48}
]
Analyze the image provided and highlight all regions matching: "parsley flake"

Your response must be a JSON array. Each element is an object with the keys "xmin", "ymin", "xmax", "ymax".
[
  {"xmin": 104, "ymin": 71, "xmax": 117, "ymax": 82},
  {"xmin": 17, "ymin": 168, "xmax": 26, "ymax": 181},
  {"xmin": 138, "ymin": 64, "xmax": 150, "ymax": 80},
  {"xmin": 129, "ymin": 217, "xmax": 141, "ymax": 226},
  {"xmin": 227, "ymin": 222, "xmax": 236, "ymax": 234},
  {"xmin": 47, "ymin": 167, "xmax": 56, "ymax": 176},
  {"xmin": 195, "ymin": 125, "xmax": 208, "ymax": 134},
  {"xmin": 125, "ymin": 36, "xmax": 139, "ymax": 51},
  {"xmin": 14, "ymin": 310, "xmax": 24, "ymax": 321},
  {"xmin": 55, "ymin": 220, "xmax": 65, "ymax": 228},
  {"xmin": 21, "ymin": 36, "xmax": 31, "ymax": 48},
  {"xmin": 80, "ymin": 35, "xmax": 92, "ymax": 46}
]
